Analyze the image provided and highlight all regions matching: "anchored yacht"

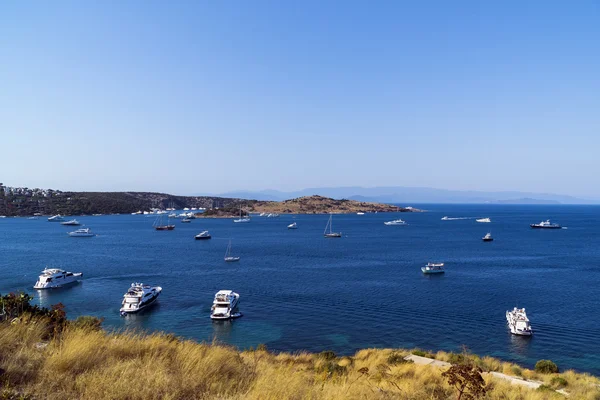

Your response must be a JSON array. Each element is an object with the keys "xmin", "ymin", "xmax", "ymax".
[
  {"xmin": 476, "ymin": 218, "xmax": 491, "ymax": 223},
  {"xmin": 67, "ymin": 228, "xmax": 96, "ymax": 237},
  {"xmin": 482, "ymin": 233, "xmax": 493, "ymax": 242},
  {"xmin": 61, "ymin": 219, "xmax": 81, "ymax": 226},
  {"xmin": 34, "ymin": 268, "xmax": 83, "ymax": 289},
  {"xmin": 287, "ymin": 222, "xmax": 298, "ymax": 229},
  {"xmin": 210, "ymin": 290, "xmax": 241, "ymax": 320},
  {"xmin": 384, "ymin": 219, "xmax": 407, "ymax": 226},
  {"xmin": 120, "ymin": 283, "xmax": 162, "ymax": 314},
  {"xmin": 530, "ymin": 220, "xmax": 561, "ymax": 229},
  {"xmin": 195, "ymin": 230, "xmax": 211, "ymax": 240},
  {"xmin": 506, "ymin": 307, "xmax": 533, "ymax": 336},
  {"xmin": 421, "ymin": 262, "xmax": 445, "ymax": 274},
  {"xmin": 233, "ymin": 206, "xmax": 251, "ymax": 223},
  {"xmin": 48, "ymin": 215, "xmax": 65, "ymax": 222},
  {"xmin": 224, "ymin": 240, "xmax": 240, "ymax": 262},
  {"xmin": 324, "ymin": 214, "xmax": 342, "ymax": 238}
]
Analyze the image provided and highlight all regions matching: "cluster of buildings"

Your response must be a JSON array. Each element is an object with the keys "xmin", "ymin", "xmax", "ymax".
[{"xmin": 0, "ymin": 184, "xmax": 61, "ymax": 198}]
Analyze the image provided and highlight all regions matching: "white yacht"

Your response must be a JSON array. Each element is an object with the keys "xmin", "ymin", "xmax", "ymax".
[
  {"xmin": 120, "ymin": 283, "xmax": 162, "ymax": 314},
  {"xmin": 267, "ymin": 213, "xmax": 280, "ymax": 218},
  {"xmin": 131, "ymin": 211, "xmax": 142, "ymax": 215},
  {"xmin": 506, "ymin": 307, "xmax": 533, "ymax": 336},
  {"xmin": 441, "ymin": 216, "xmax": 450, "ymax": 220},
  {"xmin": 421, "ymin": 262, "xmax": 445, "ymax": 274},
  {"xmin": 67, "ymin": 228, "xmax": 96, "ymax": 237},
  {"xmin": 224, "ymin": 240, "xmax": 240, "ymax": 262},
  {"xmin": 356, "ymin": 212, "xmax": 365, "ymax": 215},
  {"xmin": 384, "ymin": 219, "xmax": 407, "ymax": 226},
  {"xmin": 476, "ymin": 217, "xmax": 491, "ymax": 223},
  {"xmin": 287, "ymin": 222, "xmax": 298, "ymax": 229},
  {"xmin": 34, "ymin": 268, "xmax": 83, "ymax": 289},
  {"xmin": 195, "ymin": 230, "xmax": 211, "ymax": 240},
  {"xmin": 61, "ymin": 219, "xmax": 81, "ymax": 226},
  {"xmin": 530, "ymin": 220, "xmax": 561, "ymax": 229},
  {"xmin": 210, "ymin": 290, "xmax": 241, "ymax": 320},
  {"xmin": 48, "ymin": 215, "xmax": 65, "ymax": 222}
]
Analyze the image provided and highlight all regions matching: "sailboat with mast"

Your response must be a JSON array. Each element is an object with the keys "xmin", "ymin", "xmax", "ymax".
[
  {"xmin": 323, "ymin": 214, "xmax": 342, "ymax": 238},
  {"xmin": 153, "ymin": 214, "xmax": 175, "ymax": 231},
  {"xmin": 224, "ymin": 240, "xmax": 240, "ymax": 262},
  {"xmin": 233, "ymin": 205, "xmax": 250, "ymax": 223}
]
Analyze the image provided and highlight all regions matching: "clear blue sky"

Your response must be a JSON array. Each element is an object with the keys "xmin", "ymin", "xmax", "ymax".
[{"xmin": 1, "ymin": 1, "xmax": 599, "ymax": 197}]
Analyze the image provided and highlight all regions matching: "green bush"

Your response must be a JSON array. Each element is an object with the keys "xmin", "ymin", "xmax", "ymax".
[
  {"xmin": 411, "ymin": 349, "xmax": 434, "ymax": 358},
  {"xmin": 511, "ymin": 366, "xmax": 523, "ymax": 376},
  {"xmin": 535, "ymin": 360, "xmax": 559, "ymax": 374},
  {"xmin": 447, "ymin": 352, "xmax": 466, "ymax": 365},
  {"xmin": 387, "ymin": 352, "xmax": 412, "ymax": 365},
  {"xmin": 550, "ymin": 376, "xmax": 568, "ymax": 389}
]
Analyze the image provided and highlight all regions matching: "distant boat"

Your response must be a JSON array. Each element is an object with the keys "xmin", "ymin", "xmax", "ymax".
[
  {"xmin": 476, "ymin": 218, "xmax": 491, "ymax": 223},
  {"xmin": 210, "ymin": 290, "xmax": 241, "ymax": 320},
  {"xmin": 27, "ymin": 216, "xmax": 39, "ymax": 220},
  {"xmin": 384, "ymin": 219, "xmax": 407, "ymax": 226},
  {"xmin": 506, "ymin": 307, "xmax": 532, "ymax": 336},
  {"xmin": 356, "ymin": 212, "xmax": 365, "ymax": 215},
  {"xmin": 530, "ymin": 219, "xmax": 561, "ymax": 229},
  {"xmin": 224, "ymin": 240, "xmax": 240, "ymax": 262},
  {"xmin": 60, "ymin": 219, "xmax": 81, "ymax": 226},
  {"xmin": 233, "ymin": 205, "xmax": 250, "ymax": 223},
  {"xmin": 131, "ymin": 211, "xmax": 142, "ymax": 215},
  {"xmin": 153, "ymin": 215, "xmax": 175, "ymax": 231},
  {"xmin": 34, "ymin": 268, "xmax": 83, "ymax": 289},
  {"xmin": 441, "ymin": 216, "xmax": 450, "ymax": 220},
  {"xmin": 67, "ymin": 228, "xmax": 96, "ymax": 237},
  {"xmin": 181, "ymin": 218, "xmax": 192, "ymax": 223},
  {"xmin": 287, "ymin": 222, "xmax": 298, "ymax": 229},
  {"xmin": 195, "ymin": 230, "xmax": 211, "ymax": 240},
  {"xmin": 48, "ymin": 215, "xmax": 65, "ymax": 222},
  {"xmin": 267, "ymin": 213, "xmax": 280, "ymax": 218},
  {"xmin": 421, "ymin": 262, "xmax": 445, "ymax": 274},
  {"xmin": 323, "ymin": 214, "xmax": 342, "ymax": 238},
  {"xmin": 482, "ymin": 232, "xmax": 493, "ymax": 242}
]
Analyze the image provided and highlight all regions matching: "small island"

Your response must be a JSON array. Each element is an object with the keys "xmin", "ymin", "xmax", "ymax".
[{"xmin": 196, "ymin": 195, "xmax": 419, "ymax": 218}]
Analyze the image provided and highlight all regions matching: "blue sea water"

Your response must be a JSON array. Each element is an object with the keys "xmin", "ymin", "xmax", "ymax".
[{"xmin": 1, "ymin": 205, "xmax": 599, "ymax": 374}]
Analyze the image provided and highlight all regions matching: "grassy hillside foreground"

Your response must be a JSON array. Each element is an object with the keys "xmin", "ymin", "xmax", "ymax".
[{"xmin": 2, "ymin": 316, "xmax": 599, "ymax": 400}]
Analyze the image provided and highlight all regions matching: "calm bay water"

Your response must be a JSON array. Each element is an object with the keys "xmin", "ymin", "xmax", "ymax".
[{"xmin": 1, "ymin": 204, "xmax": 599, "ymax": 374}]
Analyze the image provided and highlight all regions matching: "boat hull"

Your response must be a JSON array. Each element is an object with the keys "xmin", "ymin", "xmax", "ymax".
[
  {"xmin": 421, "ymin": 268, "xmax": 445, "ymax": 274},
  {"xmin": 34, "ymin": 273, "xmax": 83, "ymax": 289},
  {"xmin": 482, "ymin": 238, "xmax": 493, "ymax": 242},
  {"xmin": 530, "ymin": 225, "xmax": 561, "ymax": 229},
  {"xmin": 195, "ymin": 236, "xmax": 211, "ymax": 240},
  {"xmin": 224, "ymin": 257, "xmax": 240, "ymax": 262},
  {"xmin": 155, "ymin": 225, "xmax": 175, "ymax": 231},
  {"xmin": 120, "ymin": 291, "xmax": 161, "ymax": 314},
  {"xmin": 324, "ymin": 233, "xmax": 342, "ymax": 238}
]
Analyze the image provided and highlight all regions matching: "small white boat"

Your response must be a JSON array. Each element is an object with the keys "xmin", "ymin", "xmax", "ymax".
[
  {"xmin": 120, "ymin": 283, "xmax": 162, "ymax": 314},
  {"xmin": 476, "ymin": 218, "xmax": 491, "ymax": 223},
  {"xmin": 530, "ymin": 219, "xmax": 561, "ymax": 229},
  {"xmin": 441, "ymin": 216, "xmax": 450, "ymax": 220},
  {"xmin": 210, "ymin": 290, "xmax": 241, "ymax": 320},
  {"xmin": 421, "ymin": 262, "xmax": 445, "ymax": 274},
  {"xmin": 131, "ymin": 211, "xmax": 142, "ymax": 215},
  {"xmin": 233, "ymin": 205, "xmax": 250, "ymax": 223},
  {"xmin": 356, "ymin": 212, "xmax": 365, "ymax": 215},
  {"xmin": 181, "ymin": 218, "xmax": 192, "ymax": 223},
  {"xmin": 28, "ymin": 216, "xmax": 39, "ymax": 220},
  {"xmin": 267, "ymin": 213, "xmax": 280, "ymax": 218},
  {"xmin": 259, "ymin": 212, "xmax": 267, "ymax": 217},
  {"xmin": 34, "ymin": 268, "xmax": 83, "ymax": 289},
  {"xmin": 324, "ymin": 214, "xmax": 342, "ymax": 238},
  {"xmin": 48, "ymin": 215, "xmax": 65, "ymax": 222},
  {"xmin": 384, "ymin": 219, "xmax": 407, "ymax": 226},
  {"xmin": 224, "ymin": 240, "xmax": 240, "ymax": 262},
  {"xmin": 506, "ymin": 307, "xmax": 532, "ymax": 336},
  {"xmin": 482, "ymin": 232, "xmax": 493, "ymax": 242},
  {"xmin": 195, "ymin": 230, "xmax": 211, "ymax": 240},
  {"xmin": 60, "ymin": 219, "xmax": 81, "ymax": 226},
  {"xmin": 68, "ymin": 228, "xmax": 96, "ymax": 237},
  {"xmin": 287, "ymin": 222, "xmax": 298, "ymax": 229}
]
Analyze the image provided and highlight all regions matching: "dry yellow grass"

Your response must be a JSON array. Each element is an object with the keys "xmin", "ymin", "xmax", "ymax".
[{"xmin": 1, "ymin": 319, "xmax": 599, "ymax": 400}]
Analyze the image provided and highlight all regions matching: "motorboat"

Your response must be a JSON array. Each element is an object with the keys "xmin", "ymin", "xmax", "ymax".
[
  {"xmin": 181, "ymin": 218, "xmax": 192, "ymax": 223},
  {"xmin": 384, "ymin": 219, "xmax": 407, "ymax": 226},
  {"xmin": 421, "ymin": 262, "xmax": 445, "ymax": 274},
  {"xmin": 441, "ymin": 216, "xmax": 450, "ymax": 220},
  {"xmin": 210, "ymin": 290, "xmax": 241, "ymax": 320},
  {"xmin": 482, "ymin": 233, "xmax": 493, "ymax": 242},
  {"xmin": 131, "ymin": 211, "xmax": 142, "ymax": 215},
  {"xmin": 356, "ymin": 212, "xmax": 365, "ymax": 215},
  {"xmin": 120, "ymin": 283, "xmax": 162, "ymax": 314},
  {"xmin": 259, "ymin": 212, "xmax": 267, "ymax": 217},
  {"xmin": 324, "ymin": 214, "xmax": 342, "ymax": 238},
  {"xmin": 34, "ymin": 268, "xmax": 83, "ymax": 289},
  {"xmin": 530, "ymin": 219, "xmax": 561, "ymax": 229},
  {"xmin": 224, "ymin": 240, "xmax": 240, "ymax": 262},
  {"xmin": 267, "ymin": 213, "xmax": 280, "ymax": 218},
  {"xmin": 195, "ymin": 231, "xmax": 211, "ymax": 240},
  {"xmin": 67, "ymin": 228, "xmax": 96, "ymax": 237},
  {"xmin": 48, "ymin": 215, "xmax": 65, "ymax": 222},
  {"xmin": 60, "ymin": 219, "xmax": 81, "ymax": 226},
  {"xmin": 476, "ymin": 218, "xmax": 491, "ymax": 223},
  {"xmin": 287, "ymin": 222, "xmax": 298, "ymax": 229},
  {"xmin": 506, "ymin": 307, "xmax": 533, "ymax": 336}
]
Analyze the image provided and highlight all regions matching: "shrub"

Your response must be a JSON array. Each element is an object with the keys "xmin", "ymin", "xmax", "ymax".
[
  {"xmin": 387, "ymin": 352, "xmax": 412, "ymax": 365},
  {"xmin": 318, "ymin": 350, "xmax": 337, "ymax": 360},
  {"xmin": 550, "ymin": 376, "xmax": 568, "ymax": 389},
  {"xmin": 511, "ymin": 366, "xmax": 523, "ymax": 377},
  {"xmin": 256, "ymin": 343, "xmax": 268, "ymax": 352},
  {"xmin": 535, "ymin": 360, "xmax": 559, "ymax": 374},
  {"xmin": 412, "ymin": 349, "xmax": 434, "ymax": 358},
  {"xmin": 448, "ymin": 352, "xmax": 466, "ymax": 365}
]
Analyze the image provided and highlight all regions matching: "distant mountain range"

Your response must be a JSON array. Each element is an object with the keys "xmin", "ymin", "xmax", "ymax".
[{"xmin": 211, "ymin": 187, "xmax": 599, "ymax": 205}]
